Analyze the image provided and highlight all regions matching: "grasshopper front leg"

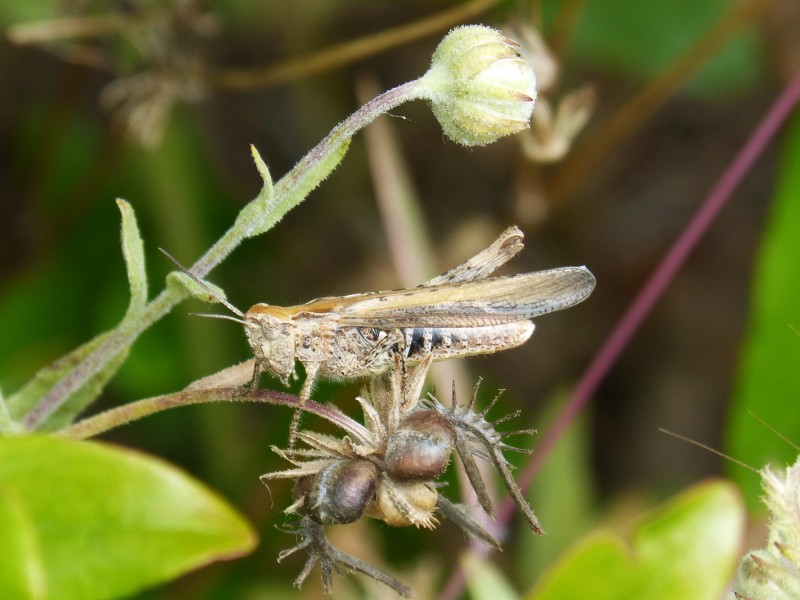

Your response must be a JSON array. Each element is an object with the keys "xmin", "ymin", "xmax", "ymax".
[
  {"xmin": 249, "ymin": 361, "xmax": 263, "ymax": 389},
  {"xmin": 288, "ymin": 361, "xmax": 321, "ymax": 447}
]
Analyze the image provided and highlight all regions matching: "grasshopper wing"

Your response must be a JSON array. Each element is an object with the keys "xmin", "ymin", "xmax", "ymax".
[{"xmin": 335, "ymin": 266, "xmax": 595, "ymax": 329}]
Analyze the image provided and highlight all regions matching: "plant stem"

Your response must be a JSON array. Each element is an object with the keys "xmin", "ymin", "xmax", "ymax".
[
  {"xmin": 60, "ymin": 387, "xmax": 371, "ymax": 443},
  {"xmin": 23, "ymin": 79, "xmax": 424, "ymax": 431}
]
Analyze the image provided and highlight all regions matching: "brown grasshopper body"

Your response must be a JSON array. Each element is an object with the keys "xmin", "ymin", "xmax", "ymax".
[
  {"xmin": 241, "ymin": 227, "xmax": 595, "ymax": 401},
  {"xmin": 164, "ymin": 226, "xmax": 595, "ymax": 442},
  {"xmin": 245, "ymin": 303, "xmax": 536, "ymax": 385}
]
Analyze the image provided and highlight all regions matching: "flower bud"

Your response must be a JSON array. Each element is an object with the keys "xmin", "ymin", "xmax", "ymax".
[
  {"xmin": 305, "ymin": 459, "xmax": 378, "ymax": 525},
  {"xmin": 418, "ymin": 25, "xmax": 536, "ymax": 146},
  {"xmin": 385, "ymin": 410, "xmax": 455, "ymax": 481}
]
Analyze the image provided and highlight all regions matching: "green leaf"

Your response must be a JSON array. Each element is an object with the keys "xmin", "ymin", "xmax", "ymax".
[
  {"xmin": 526, "ymin": 481, "xmax": 745, "ymax": 600},
  {"xmin": 0, "ymin": 435, "xmax": 257, "ymax": 600},
  {"xmin": 7, "ymin": 200, "xmax": 150, "ymax": 431},
  {"xmin": 250, "ymin": 144, "xmax": 274, "ymax": 200},
  {"xmin": 525, "ymin": 533, "xmax": 634, "ymax": 600},
  {"xmin": 116, "ymin": 199, "xmax": 148, "ymax": 315},
  {"xmin": 237, "ymin": 138, "xmax": 351, "ymax": 239},
  {"xmin": 726, "ymin": 114, "xmax": 800, "ymax": 508},
  {"xmin": 463, "ymin": 552, "xmax": 521, "ymax": 600},
  {"xmin": 7, "ymin": 332, "xmax": 129, "ymax": 431},
  {"xmin": 165, "ymin": 271, "xmax": 233, "ymax": 308}
]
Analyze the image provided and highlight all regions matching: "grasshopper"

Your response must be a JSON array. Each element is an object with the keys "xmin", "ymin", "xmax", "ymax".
[{"xmin": 165, "ymin": 226, "xmax": 595, "ymax": 437}]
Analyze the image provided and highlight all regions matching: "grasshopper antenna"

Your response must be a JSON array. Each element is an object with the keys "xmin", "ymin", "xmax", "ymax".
[
  {"xmin": 159, "ymin": 248, "xmax": 245, "ymax": 318},
  {"xmin": 746, "ymin": 410, "xmax": 800, "ymax": 452},
  {"xmin": 659, "ymin": 428, "xmax": 758, "ymax": 474},
  {"xmin": 190, "ymin": 312, "xmax": 249, "ymax": 326}
]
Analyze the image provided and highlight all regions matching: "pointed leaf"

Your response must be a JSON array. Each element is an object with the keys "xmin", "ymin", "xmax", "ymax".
[
  {"xmin": 166, "ymin": 271, "xmax": 232, "ymax": 307},
  {"xmin": 116, "ymin": 199, "xmax": 148, "ymax": 315},
  {"xmin": 7, "ymin": 201, "xmax": 148, "ymax": 430},
  {"xmin": 0, "ymin": 435, "xmax": 257, "ymax": 600},
  {"xmin": 236, "ymin": 138, "xmax": 351, "ymax": 239},
  {"xmin": 250, "ymin": 144, "xmax": 274, "ymax": 199}
]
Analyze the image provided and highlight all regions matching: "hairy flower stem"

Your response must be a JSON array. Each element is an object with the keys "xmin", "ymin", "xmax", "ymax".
[
  {"xmin": 191, "ymin": 78, "xmax": 424, "ymax": 277},
  {"xmin": 22, "ymin": 79, "xmax": 424, "ymax": 431},
  {"xmin": 60, "ymin": 387, "xmax": 370, "ymax": 442}
]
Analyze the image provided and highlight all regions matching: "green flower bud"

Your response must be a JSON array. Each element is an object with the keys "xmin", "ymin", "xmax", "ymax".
[{"xmin": 418, "ymin": 25, "xmax": 537, "ymax": 147}]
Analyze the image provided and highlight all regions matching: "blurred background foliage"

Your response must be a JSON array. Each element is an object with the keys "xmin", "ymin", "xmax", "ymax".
[{"xmin": 0, "ymin": 0, "xmax": 797, "ymax": 598}]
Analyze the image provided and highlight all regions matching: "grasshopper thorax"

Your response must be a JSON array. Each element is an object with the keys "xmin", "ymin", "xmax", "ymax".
[{"xmin": 245, "ymin": 304, "xmax": 296, "ymax": 385}]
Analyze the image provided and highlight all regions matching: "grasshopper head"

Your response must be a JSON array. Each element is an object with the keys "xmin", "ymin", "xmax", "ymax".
[{"xmin": 244, "ymin": 304, "xmax": 296, "ymax": 385}]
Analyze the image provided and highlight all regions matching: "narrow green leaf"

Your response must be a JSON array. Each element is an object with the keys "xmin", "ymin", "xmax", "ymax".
[
  {"xmin": 165, "ymin": 271, "xmax": 233, "ymax": 307},
  {"xmin": 0, "ymin": 436, "xmax": 257, "ymax": 600},
  {"xmin": 5, "ymin": 200, "xmax": 152, "ymax": 431},
  {"xmin": 250, "ymin": 144, "xmax": 274, "ymax": 199},
  {"xmin": 7, "ymin": 332, "xmax": 129, "ymax": 431},
  {"xmin": 526, "ymin": 481, "xmax": 745, "ymax": 600},
  {"xmin": 727, "ymin": 114, "xmax": 800, "ymax": 507},
  {"xmin": 237, "ymin": 138, "xmax": 351, "ymax": 239},
  {"xmin": 462, "ymin": 552, "xmax": 521, "ymax": 600},
  {"xmin": 116, "ymin": 199, "xmax": 148, "ymax": 315}
]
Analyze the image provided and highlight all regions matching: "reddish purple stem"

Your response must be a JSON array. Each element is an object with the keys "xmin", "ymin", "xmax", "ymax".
[{"xmin": 439, "ymin": 68, "xmax": 800, "ymax": 600}]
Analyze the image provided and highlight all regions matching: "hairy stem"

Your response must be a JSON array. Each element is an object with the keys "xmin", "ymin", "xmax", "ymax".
[{"xmin": 60, "ymin": 387, "xmax": 371, "ymax": 443}]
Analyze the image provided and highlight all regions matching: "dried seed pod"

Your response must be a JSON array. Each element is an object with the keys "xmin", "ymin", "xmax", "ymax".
[
  {"xmin": 385, "ymin": 410, "xmax": 455, "ymax": 481},
  {"xmin": 293, "ymin": 474, "xmax": 313, "ymax": 502},
  {"xmin": 372, "ymin": 476, "xmax": 439, "ymax": 529},
  {"xmin": 305, "ymin": 459, "xmax": 379, "ymax": 525}
]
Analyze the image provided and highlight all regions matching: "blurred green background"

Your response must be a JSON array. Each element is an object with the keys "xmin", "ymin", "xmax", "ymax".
[{"xmin": 1, "ymin": 0, "xmax": 797, "ymax": 598}]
